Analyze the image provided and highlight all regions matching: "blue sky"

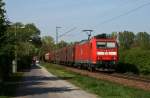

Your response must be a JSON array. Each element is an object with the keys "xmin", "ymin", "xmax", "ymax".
[{"xmin": 5, "ymin": 0, "xmax": 150, "ymax": 42}]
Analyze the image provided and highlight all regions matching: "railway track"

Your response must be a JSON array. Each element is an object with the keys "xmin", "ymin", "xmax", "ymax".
[
  {"xmin": 60, "ymin": 65, "xmax": 150, "ymax": 91},
  {"xmin": 109, "ymin": 73, "xmax": 150, "ymax": 83},
  {"xmin": 95, "ymin": 69, "xmax": 150, "ymax": 83}
]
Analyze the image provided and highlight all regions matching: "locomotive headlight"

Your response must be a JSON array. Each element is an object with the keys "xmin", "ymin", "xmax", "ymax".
[{"xmin": 109, "ymin": 52, "xmax": 117, "ymax": 55}]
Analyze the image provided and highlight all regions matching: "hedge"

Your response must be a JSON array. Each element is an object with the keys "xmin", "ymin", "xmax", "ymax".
[{"xmin": 117, "ymin": 48, "xmax": 150, "ymax": 75}]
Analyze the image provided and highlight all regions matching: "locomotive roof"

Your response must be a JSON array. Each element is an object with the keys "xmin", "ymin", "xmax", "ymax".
[
  {"xmin": 96, "ymin": 38, "xmax": 116, "ymax": 42},
  {"xmin": 78, "ymin": 40, "xmax": 89, "ymax": 44},
  {"xmin": 94, "ymin": 33, "xmax": 115, "ymax": 38},
  {"xmin": 94, "ymin": 34, "xmax": 116, "ymax": 41},
  {"xmin": 76, "ymin": 34, "xmax": 116, "ymax": 45}
]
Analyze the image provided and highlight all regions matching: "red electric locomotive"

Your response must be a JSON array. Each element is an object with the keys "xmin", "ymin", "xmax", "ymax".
[
  {"xmin": 45, "ymin": 34, "xmax": 119, "ymax": 71},
  {"xmin": 74, "ymin": 34, "xmax": 118, "ymax": 70}
]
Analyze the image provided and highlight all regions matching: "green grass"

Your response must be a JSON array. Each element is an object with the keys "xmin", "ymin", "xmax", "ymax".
[
  {"xmin": 43, "ymin": 63, "xmax": 150, "ymax": 98},
  {"xmin": 0, "ymin": 72, "xmax": 23, "ymax": 98}
]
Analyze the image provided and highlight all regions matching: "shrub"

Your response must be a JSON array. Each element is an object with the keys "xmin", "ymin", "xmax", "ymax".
[
  {"xmin": 17, "ymin": 55, "xmax": 32, "ymax": 71},
  {"xmin": 117, "ymin": 48, "xmax": 150, "ymax": 75}
]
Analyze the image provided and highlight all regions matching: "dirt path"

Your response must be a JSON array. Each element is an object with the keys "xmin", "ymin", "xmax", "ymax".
[{"xmin": 14, "ymin": 65, "xmax": 97, "ymax": 98}]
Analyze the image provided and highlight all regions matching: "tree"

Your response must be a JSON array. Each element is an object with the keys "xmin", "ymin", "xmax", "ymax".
[
  {"xmin": 0, "ymin": 0, "xmax": 7, "ymax": 46},
  {"xmin": 0, "ymin": 0, "xmax": 42, "ymax": 80},
  {"xmin": 4, "ymin": 22, "xmax": 41, "ymax": 71},
  {"xmin": 41, "ymin": 36, "xmax": 55, "ymax": 51},
  {"xmin": 8, "ymin": 22, "xmax": 40, "ymax": 42},
  {"xmin": 119, "ymin": 31, "xmax": 135, "ymax": 49},
  {"xmin": 0, "ymin": 0, "xmax": 10, "ymax": 80},
  {"xmin": 111, "ymin": 32, "xmax": 117, "ymax": 39},
  {"xmin": 136, "ymin": 32, "xmax": 150, "ymax": 49},
  {"xmin": 57, "ymin": 40, "xmax": 68, "ymax": 49},
  {"xmin": 39, "ymin": 36, "xmax": 55, "ymax": 61},
  {"xmin": 0, "ymin": 0, "xmax": 7, "ymax": 41}
]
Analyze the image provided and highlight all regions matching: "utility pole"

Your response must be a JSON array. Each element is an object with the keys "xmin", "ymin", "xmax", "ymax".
[
  {"xmin": 56, "ymin": 26, "xmax": 61, "ymax": 44},
  {"xmin": 82, "ymin": 30, "xmax": 93, "ymax": 40},
  {"xmin": 13, "ymin": 24, "xmax": 17, "ymax": 73},
  {"xmin": 13, "ymin": 25, "xmax": 25, "ymax": 73},
  {"xmin": 55, "ymin": 26, "xmax": 61, "ymax": 64}
]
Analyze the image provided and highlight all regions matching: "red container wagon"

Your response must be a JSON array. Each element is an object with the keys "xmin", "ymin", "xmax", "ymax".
[
  {"xmin": 51, "ymin": 51, "xmax": 56, "ymax": 63},
  {"xmin": 59, "ymin": 47, "xmax": 67, "ymax": 64},
  {"xmin": 66, "ymin": 45, "xmax": 75, "ymax": 65},
  {"xmin": 74, "ymin": 35, "xmax": 118, "ymax": 70},
  {"xmin": 75, "ymin": 40, "xmax": 91, "ymax": 67},
  {"xmin": 55, "ymin": 49, "xmax": 61, "ymax": 63}
]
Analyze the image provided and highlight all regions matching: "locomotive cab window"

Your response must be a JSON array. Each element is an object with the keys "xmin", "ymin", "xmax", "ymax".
[
  {"xmin": 106, "ymin": 42, "xmax": 116, "ymax": 48},
  {"xmin": 97, "ymin": 42, "xmax": 116, "ymax": 48},
  {"xmin": 96, "ymin": 42, "xmax": 106, "ymax": 48}
]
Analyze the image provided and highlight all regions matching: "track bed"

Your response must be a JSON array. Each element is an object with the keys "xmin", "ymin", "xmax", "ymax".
[{"xmin": 59, "ymin": 64, "xmax": 150, "ymax": 91}]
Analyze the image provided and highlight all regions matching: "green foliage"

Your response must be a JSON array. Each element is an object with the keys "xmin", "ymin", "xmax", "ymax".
[
  {"xmin": 8, "ymin": 22, "xmax": 40, "ymax": 43},
  {"xmin": 0, "ymin": 0, "xmax": 7, "ymax": 37},
  {"xmin": 117, "ymin": 31, "xmax": 150, "ymax": 75},
  {"xmin": 44, "ymin": 63, "xmax": 150, "ymax": 98},
  {"xmin": 118, "ymin": 48, "xmax": 150, "ymax": 75},
  {"xmin": 119, "ymin": 31, "xmax": 135, "ymax": 49},
  {"xmin": 0, "ymin": 72, "xmax": 23, "ymax": 98},
  {"xmin": 17, "ymin": 42, "xmax": 36, "ymax": 57},
  {"xmin": 0, "ymin": 0, "xmax": 9, "ymax": 81},
  {"xmin": 39, "ymin": 36, "xmax": 55, "ymax": 59},
  {"xmin": 57, "ymin": 40, "xmax": 68, "ymax": 49},
  {"xmin": 111, "ymin": 32, "xmax": 117, "ymax": 39},
  {"xmin": 8, "ymin": 23, "xmax": 41, "ymax": 70},
  {"xmin": 136, "ymin": 32, "xmax": 150, "ymax": 49},
  {"xmin": 42, "ymin": 36, "xmax": 54, "ymax": 48},
  {"xmin": 0, "ymin": 20, "xmax": 41, "ymax": 80}
]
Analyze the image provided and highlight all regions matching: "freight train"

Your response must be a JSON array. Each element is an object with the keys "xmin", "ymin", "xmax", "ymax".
[{"xmin": 45, "ymin": 34, "xmax": 119, "ymax": 71}]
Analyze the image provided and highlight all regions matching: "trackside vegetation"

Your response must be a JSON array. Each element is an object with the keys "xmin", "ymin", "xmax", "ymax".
[
  {"xmin": 118, "ymin": 48, "xmax": 150, "ymax": 75},
  {"xmin": 117, "ymin": 31, "xmax": 150, "ymax": 75},
  {"xmin": 43, "ymin": 63, "xmax": 150, "ymax": 98}
]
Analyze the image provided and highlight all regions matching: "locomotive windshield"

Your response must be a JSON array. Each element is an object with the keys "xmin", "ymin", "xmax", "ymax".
[
  {"xmin": 97, "ymin": 42, "xmax": 116, "ymax": 48},
  {"xmin": 107, "ymin": 42, "xmax": 116, "ymax": 48}
]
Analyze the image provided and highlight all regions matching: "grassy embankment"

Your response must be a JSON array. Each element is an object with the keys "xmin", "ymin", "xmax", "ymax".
[
  {"xmin": 0, "ymin": 72, "xmax": 23, "ymax": 98},
  {"xmin": 43, "ymin": 63, "xmax": 150, "ymax": 98}
]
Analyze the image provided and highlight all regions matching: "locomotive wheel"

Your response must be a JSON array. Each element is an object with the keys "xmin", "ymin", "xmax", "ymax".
[
  {"xmin": 87, "ymin": 64, "xmax": 95, "ymax": 72},
  {"xmin": 87, "ymin": 64, "xmax": 91, "ymax": 71},
  {"xmin": 78, "ymin": 64, "xmax": 82, "ymax": 69},
  {"xmin": 91, "ymin": 66, "xmax": 95, "ymax": 72}
]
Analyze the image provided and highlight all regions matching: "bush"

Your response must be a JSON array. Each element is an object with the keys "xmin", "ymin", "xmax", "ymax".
[
  {"xmin": 0, "ymin": 54, "xmax": 13, "ymax": 81},
  {"xmin": 117, "ymin": 48, "xmax": 150, "ymax": 75},
  {"xmin": 17, "ymin": 55, "xmax": 32, "ymax": 71}
]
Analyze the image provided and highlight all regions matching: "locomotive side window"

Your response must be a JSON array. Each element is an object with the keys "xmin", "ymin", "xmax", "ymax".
[
  {"xmin": 107, "ymin": 42, "xmax": 116, "ymax": 48},
  {"xmin": 97, "ymin": 42, "xmax": 106, "ymax": 48}
]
